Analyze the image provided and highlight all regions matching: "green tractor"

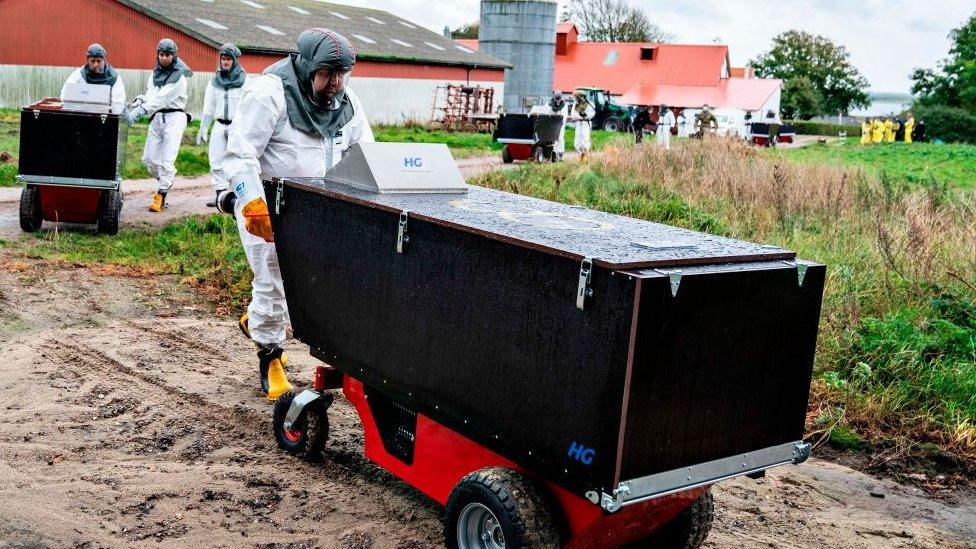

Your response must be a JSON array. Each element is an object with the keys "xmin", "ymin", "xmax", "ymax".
[{"xmin": 574, "ymin": 86, "xmax": 630, "ymax": 132}]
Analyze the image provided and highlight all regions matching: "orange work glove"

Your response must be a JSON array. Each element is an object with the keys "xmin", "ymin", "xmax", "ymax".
[{"xmin": 242, "ymin": 197, "xmax": 274, "ymax": 242}]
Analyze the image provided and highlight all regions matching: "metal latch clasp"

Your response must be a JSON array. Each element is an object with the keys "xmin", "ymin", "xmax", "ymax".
[
  {"xmin": 576, "ymin": 258, "xmax": 593, "ymax": 310},
  {"xmin": 396, "ymin": 211, "xmax": 409, "ymax": 253},
  {"xmin": 274, "ymin": 178, "xmax": 284, "ymax": 214}
]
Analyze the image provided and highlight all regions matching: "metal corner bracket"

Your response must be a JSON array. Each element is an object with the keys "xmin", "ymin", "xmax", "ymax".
[{"xmin": 596, "ymin": 440, "xmax": 812, "ymax": 513}]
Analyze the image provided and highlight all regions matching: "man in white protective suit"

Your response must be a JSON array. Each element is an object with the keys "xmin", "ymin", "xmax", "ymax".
[
  {"xmin": 572, "ymin": 90, "xmax": 595, "ymax": 160},
  {"xmin": 124, "ymin": 38, "xmax": 192, "ymax": 212},
  {"xmin": 197, "ymin": 44, "xmax": 247, "ymax": 207},
  {"xmin": 61, "ymin": 43, "xmax": 127, "ymax": 108},
  {"xmin": 216, "ymin": 28, "xmax": 373, "ymax": 401},
  {"xmin": 656, "ymin": 104, "xmax": 676, "ymax": 150},
  {"xmin": 549, "ymin": 91, "xmax": 568, "ymax": 161}
]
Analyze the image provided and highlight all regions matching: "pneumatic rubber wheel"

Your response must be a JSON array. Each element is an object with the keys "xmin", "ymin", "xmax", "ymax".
[
  {"xmin": 19, "ymin": 185, "xmax": 42, "ymax": 232},
  {"xmin": 445, "ymin": 467, "xmax": 559, "ymax": 549},
  {"xmin": 272, "ymin": 391, "xmax": 330, "ymax": 461},
  {"xmin": 97, "ymin": 188, "xmax": 123, "ymax": 235},
  {"xmin": 501, "ymin": 145, "xmax": 513, "ymax": 164},
  {"xmin": 626, "ymin": 491, "xmax": 714, "ymax": 549},
  {"xmin": 603, "ymin": 118, "xmax": 623, "ymax": 132}
]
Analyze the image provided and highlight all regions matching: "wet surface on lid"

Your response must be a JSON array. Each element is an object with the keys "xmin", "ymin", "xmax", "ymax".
[{"xmin": 282, "ymin": 177, "xmax": 796, "ymax": 269}]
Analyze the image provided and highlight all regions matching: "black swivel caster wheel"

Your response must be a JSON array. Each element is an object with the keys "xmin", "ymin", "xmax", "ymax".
[
  {"xmin": 272, "ymin": 391, "xmax": 331, "ymax": 461},
  {"xmin": 97, "ymin": 188, "xmax": 123, "ymax": 235},
  {"xmin": 502, "ymin": 145, "xmax": 514, "ymax": 164},
  {"xmin": 19, "ymin": 185, "xmax": 42, "ymax": 232}
]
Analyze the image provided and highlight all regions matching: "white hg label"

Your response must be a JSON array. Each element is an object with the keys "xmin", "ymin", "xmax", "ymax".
[{"xmin": 400, "ymin": 156, "xmax": 430, "ymax": 172}]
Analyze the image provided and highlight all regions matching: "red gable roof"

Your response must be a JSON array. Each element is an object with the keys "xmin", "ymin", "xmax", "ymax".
[
  {"xmin": 554, "ymin": 42, "xmax": 729, "ymax": 93},
  {"xmin": 456, "ymin": 23, "xmax": 780, "ymax": 111},
  {"xmin": 619, "ymin": 78, "xmax": 782, "ymax": 111}
]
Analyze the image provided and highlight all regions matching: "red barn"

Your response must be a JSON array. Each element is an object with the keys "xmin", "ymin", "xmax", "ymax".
[
  {"xmin": 458, "ymin": 22, "xmax": 781, "ymax": 119},
  {"xmin": 0, "ymin": 0, "xmax": 509, "ymax": 123}
]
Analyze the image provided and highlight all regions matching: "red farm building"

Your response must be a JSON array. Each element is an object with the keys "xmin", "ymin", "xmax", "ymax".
[{"xmin": 0, "ymin": 0, "xmax": 509, "ymax": 123}]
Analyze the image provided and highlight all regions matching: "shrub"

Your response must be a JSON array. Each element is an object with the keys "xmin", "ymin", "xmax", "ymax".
[
  {"xmin": 785, "ymin": 119, "xmax": 861, "ymax": 137},
  {"xmin": 913, "ymin": 105, "xmax": 976, "ymax": 143}
]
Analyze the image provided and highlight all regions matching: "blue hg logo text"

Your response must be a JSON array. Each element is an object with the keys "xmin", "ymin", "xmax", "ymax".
[
  {"xmin": 403, "ymin": 157, "xmax": 423, "ymax": 168},
  {"xmin": 567, "ymin": 441, "xmax": 595, "ymax": 465}
]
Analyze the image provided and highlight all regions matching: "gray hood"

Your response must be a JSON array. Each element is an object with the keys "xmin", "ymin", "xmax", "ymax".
[{"xmin": 266, "ymin": 28, "xmax": 356, "ymax": 136}]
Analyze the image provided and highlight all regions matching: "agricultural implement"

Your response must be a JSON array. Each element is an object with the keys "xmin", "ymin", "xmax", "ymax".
[
  {"xmin": 17, "ymin": 91, "xmax": 126, "ymax": 234},
  {"xmin": 268, "ymin": 143, "xmax": 824, "ymax": 548}
]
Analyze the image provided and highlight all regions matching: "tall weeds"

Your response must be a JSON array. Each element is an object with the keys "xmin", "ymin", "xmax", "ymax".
[{"xmin": 475, "ymin": 136, "xmax": 976, "ymax": 458}]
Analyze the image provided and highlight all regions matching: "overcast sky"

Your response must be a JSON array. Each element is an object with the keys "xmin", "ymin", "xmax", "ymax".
[{"xmin": 351, "ymin": 0, "xmax": 974, "ymax": 94}]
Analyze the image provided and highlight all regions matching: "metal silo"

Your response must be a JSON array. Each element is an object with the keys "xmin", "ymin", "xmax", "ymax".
[{"xmin": 479, "ymin": 0, "xmax": 557, "ymax": 113}]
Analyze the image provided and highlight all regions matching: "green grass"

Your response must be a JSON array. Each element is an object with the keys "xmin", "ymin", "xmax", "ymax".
[
  {"xmin": 775, "ymin": 138, "xmax": 976, "ymax": 188},
  {"xmin": 471, "ymin": 140, "xmax": 976, "ymax": 458},
  {"xmin": 17, "ymin": 214, "xmax": 251, "ymax": 304},
  {"xmin": 0, "ymin": 109, "xmax": 626, "ymax": 186}
]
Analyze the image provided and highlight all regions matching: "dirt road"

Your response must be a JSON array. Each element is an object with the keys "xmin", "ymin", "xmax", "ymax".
[{"xmin": 0, "ymin": 255, "xmax": 974, "ymax": 548}]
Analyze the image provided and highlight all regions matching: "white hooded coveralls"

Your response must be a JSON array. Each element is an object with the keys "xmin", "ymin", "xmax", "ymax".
[
  {"xmin": 573, "ymin": 103, "xmax": 596, "ymax": 153},
  {"xmin": 140, "ymin": 73, "xmax": 188, "ymax": 193},
  {"xmin": 61, "ymin": 68, "xmax": 127, "ymax": 109},
  {"xmin": 657, "ymin": 110, "xmax": 676, "ymax": 150},
  {"xmin": 222, "ymin": 74, "xmax": 374, "ymax": 347},
  {"xmin": 202, "ymin": 79, "xmax": 246, "ymax": 192}
]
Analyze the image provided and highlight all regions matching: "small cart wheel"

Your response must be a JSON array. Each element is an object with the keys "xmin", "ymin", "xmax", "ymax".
[
  {"xmin": 272, "ymin": 391, "xmax": 329, "ymax": 461},
  {"xmin": 97, "ymin": 188, "xmax": 123, "ymax": 235},
  {"xmin": 19, "ymin": 185, "xmax": 42, "ymax": 232},
  {"xmin": 501, "ymin": 145, "xmax": 514, "ymax": 164},
  {"xmin": 626, "ymin": 490, "xmax": 714, "ymax": 549},
  {"xmin": 444, "ymin": 467, "xmax": 559, "ymax": 549},
  {"xmin": 532, "ymin": 146, "xmax": 547, "ymax": 163}
]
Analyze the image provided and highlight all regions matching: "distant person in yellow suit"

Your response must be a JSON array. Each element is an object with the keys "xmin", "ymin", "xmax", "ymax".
[
  {"xmin": 861, "ymin": 119, "xmax": 871, "ymax": 144},
  {"xmin": 904, "ymin": 116, "xmax": 915, "ymax": 143},
  {"xmin": 871, "ymin": 118, "xmax": 884, "ymax": 144},
  {"xmin": 884, "ymin": 118, "xmax": 896, "ymax": 143}
]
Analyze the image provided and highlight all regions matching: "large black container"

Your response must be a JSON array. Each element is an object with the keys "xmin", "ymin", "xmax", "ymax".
[
  {"xmin": 267, "ymin": 177, "xmax": 824, "ymax": 503},
  {"xmin": 18, "ymin": 102, "xmax": 126, "ymax": 184},
  {"xmin": 493, "ymin": 112, "xmax": 563, "ymax": 144}
]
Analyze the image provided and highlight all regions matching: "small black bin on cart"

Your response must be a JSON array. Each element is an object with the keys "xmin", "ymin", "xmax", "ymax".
[
  {"xmin": 17, "ymin": 95, "xmax": 126, "ymax": 234},
  {"xmin": 266, "ymin": 142, "xmax": 824, "ymax": 547}
]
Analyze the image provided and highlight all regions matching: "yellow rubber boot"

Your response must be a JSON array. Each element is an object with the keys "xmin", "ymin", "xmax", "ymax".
[
  {"xmin": 238, "ymin": 313, "xmax": 251, "ymax": 339},
  {"xmin": 149, "ymin": 192, "xmax": 166, "ymax": 212},
  {"xmin": 258, "ymin": 345, "xmax": 292, "ymax": 400},
  {"xmin": 266, "ymin": 358, "xmax": 292, "ymax": 401}
]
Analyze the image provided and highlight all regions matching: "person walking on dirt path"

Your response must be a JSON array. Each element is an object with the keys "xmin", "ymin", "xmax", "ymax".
[
  {"xmin": 656, "ymin": 104, "xmax": 675, "ymax": 150},
  {"xmin": 217, "ymin": 28, "xmax": 373, "ymax": 401},
  {"xmin": 61, "ymin": 44, "xmax": 127, "ymax": 109},
  {"xmin": 124, "ymin": 38, "xmax": 192, "ymax": 213},
  {"xmin": 198, "ymin": 44, "xmax": 247, "ymax": 208},
  {"xmin": 572, "ymin": 90, "xmax": 595, "ymax": 159}
]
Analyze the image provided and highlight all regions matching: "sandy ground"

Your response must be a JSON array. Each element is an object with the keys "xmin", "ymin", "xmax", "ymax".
[
  {"xmin": 2, "ymin": 146, "xmax": 974, "ymax": 548},
  {"xmin": 0, "ymin": 256, "xmax": 974, "ymax": 548}
]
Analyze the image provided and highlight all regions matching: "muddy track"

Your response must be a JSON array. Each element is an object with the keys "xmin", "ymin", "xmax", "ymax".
[{"xmin": 1, "ymin": 256, "xmax": 974, "ymax": 548}]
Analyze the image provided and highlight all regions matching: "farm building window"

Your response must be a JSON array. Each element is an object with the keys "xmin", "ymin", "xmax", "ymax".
[{"xmin": 640, "ymin": 47, "xmax": 655, "ymax": 60}]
